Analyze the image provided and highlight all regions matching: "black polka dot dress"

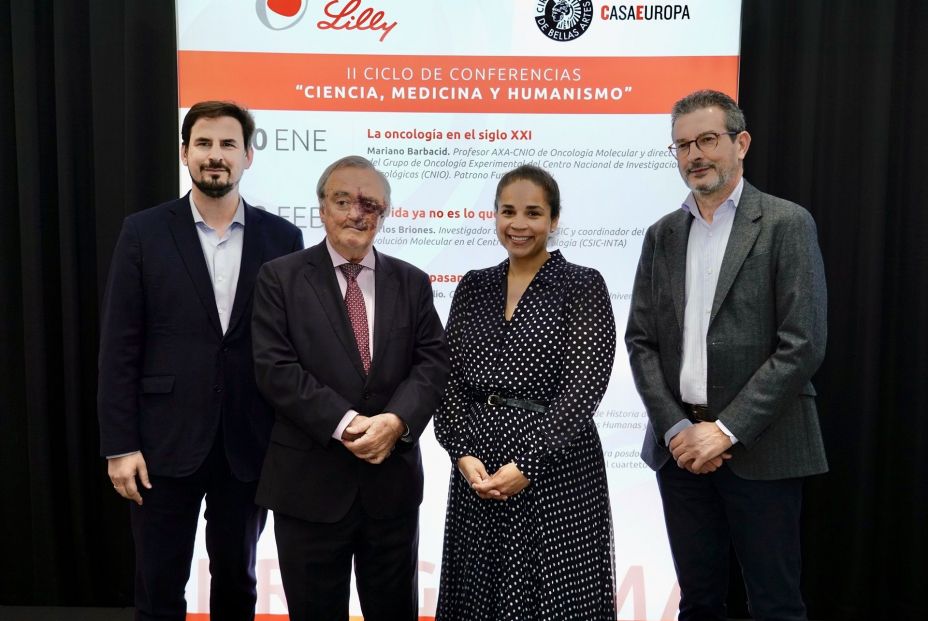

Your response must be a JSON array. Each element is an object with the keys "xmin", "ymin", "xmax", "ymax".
[{"xmin": 434, "ymin": 250, "xmax": 617, "ymax": 621}]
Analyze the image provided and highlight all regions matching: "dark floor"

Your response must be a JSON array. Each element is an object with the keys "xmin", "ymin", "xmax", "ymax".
[{"xmin": 0, "ymin": 608, "xmax": 134, "ymax": 621}]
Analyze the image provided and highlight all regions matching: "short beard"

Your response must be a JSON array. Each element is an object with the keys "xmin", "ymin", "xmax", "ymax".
[
  {"xmin": 192, "ymin": 176, "xmax": 234, "ymax": 199},
  {"xmin": 686, "ymin": 164, "xmax": 728, "ymax": 196}
]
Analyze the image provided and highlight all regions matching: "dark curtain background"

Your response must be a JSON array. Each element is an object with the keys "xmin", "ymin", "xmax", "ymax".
[
  {"xmin": 737, "ymin": 2, "xmax": 927, "ymax": 619},
  {"xmin": 1, "ymin": 0, "xmax": 178, "ymax": 605},
  {"xmin": 1, "ymin": 0, "xmax": 924, "ymax": 618}
]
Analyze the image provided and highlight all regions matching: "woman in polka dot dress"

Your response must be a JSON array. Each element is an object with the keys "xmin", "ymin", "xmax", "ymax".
[{"xmin": 435, "ymin": 165, "xmax": 617, "ymax": 620}]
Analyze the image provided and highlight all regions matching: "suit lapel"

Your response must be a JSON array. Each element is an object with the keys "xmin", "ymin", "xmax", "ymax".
[
  {"xmin": 226, "ymin": 203, "xmax": 263, "ymax": 337},
  {"xmin": 303, "ymin": 242, "xmax": 367, "ymax": 379},
  {"xmin": 710, "ymin": 182, "xmax": 763, "ymax": 322},
  {"xmin": 370, "ymin": 249, "xmax": 398, "ymax": 381},
  {"xmin": 166, "ymin": 196, "xmax": 222, "ymax": 336},
  {"xmin": 663, "ymin": 210, "xmax": 691, "ymax": 331}
]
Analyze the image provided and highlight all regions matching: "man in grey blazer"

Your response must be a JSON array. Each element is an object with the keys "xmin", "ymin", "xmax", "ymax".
[{"xmin": 626, "ymin": 90, "xmax": 827, "ymax": 620}]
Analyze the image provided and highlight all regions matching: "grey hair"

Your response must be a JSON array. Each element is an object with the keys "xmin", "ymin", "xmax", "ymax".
[
  {"xmin": 671, "ymin": 89, "xmax": 746, "ymax": 133},
  {"xmin": 316, "ymin": 155, "xmax": 392, "ymax": 205}
]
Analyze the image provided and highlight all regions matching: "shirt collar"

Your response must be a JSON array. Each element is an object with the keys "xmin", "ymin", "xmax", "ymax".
[
  {"xmin": 325, "ymin": 238, "xmax": 376, "ymax": 271},
  {"xmin": 189, "ymin": 194, "xmax": 245, "ymax": 229},
  {"xmin": 681, "ymin": 177, "xmax": 744, "ymax": 222}
]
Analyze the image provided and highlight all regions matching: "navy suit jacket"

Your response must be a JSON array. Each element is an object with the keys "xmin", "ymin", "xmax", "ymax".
[
  {"xmin": 97, "ymin": 194, "xmax": 303, "ymax": 481},
  {"xmin": 252, "ymin": 240, "xmax": 450, "ymax": 522}
]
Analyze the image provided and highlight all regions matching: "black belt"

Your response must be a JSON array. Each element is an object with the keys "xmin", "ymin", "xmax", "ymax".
[
  {"xmin": 682, "ymin": 402, "xmax": 716, "ymax": 423},
  {"xmin": 480, "ymin": 393, "xmax": 549, "ymax": 414}
]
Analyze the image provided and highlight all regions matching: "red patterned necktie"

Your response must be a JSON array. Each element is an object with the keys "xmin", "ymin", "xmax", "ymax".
[{"xmin": 339, "ymin": 263, "xmax": 371, "ymax": 374}]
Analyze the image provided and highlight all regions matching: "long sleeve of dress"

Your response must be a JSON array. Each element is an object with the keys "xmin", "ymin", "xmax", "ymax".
[
  {"xmin": 433, "ymin": 271, "xmax": 476, "ymax": 462},
  {"xmin": 514, "ymin": 269, "xmax": 616, "ymax": 481}
]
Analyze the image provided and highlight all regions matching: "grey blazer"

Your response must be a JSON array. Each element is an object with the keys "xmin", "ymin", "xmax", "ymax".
[{"xmin": 625, "ymin": 181, "xmax": 828, "ymax": 480}]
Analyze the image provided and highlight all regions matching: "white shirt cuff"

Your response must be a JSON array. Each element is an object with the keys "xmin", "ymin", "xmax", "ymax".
[
  {"xmin": 107, "ymin": 450, "xmax": 140, "ymax": 459},
  {"xmin": 715, "ymin": 420, "xmax": 739, "ymax": 445},
  {"xmin": 333, "ymin": 409, "xmax": 360, "ymax": 440},
  {"xmin": 664, "ymin": 418, "xmax": 693, "ymax": 446}
]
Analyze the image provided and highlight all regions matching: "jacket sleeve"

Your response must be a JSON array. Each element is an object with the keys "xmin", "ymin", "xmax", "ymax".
[
  {"xmin": 625, "ymin": 224, "xmax": 691, "ymax": 444},
  {"xmin": 716, "ymin": 207, "xmax": 827, "ymax": 447},
  {"xmin": 97, "ymin": 217, "xmax": 145, "ymax": 457},
  {"xmin": 251, "ymin": 261, "xmax": 356, "ymax": 446},
  {"xmin": 382, "ymin": 270, "xmax": 451, "ymax": 442}
]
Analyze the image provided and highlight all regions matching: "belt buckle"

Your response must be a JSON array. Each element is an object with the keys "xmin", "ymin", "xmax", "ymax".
[
  {"xmin": 690, "ymin": 404, "xmax": 711, "ymax": 422},
  {"xmin": 487, "ymin": 394, "xmax": 503, "ymax": 406}
]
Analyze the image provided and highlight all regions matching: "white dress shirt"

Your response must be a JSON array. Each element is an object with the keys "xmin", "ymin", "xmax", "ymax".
[
  {"xmin": 191, "ymin": 196, "xmax": 245, "ymax": 335},
  {"xmin": 665, "ymin": 179, "xmax": 743, "ymax": 446}
]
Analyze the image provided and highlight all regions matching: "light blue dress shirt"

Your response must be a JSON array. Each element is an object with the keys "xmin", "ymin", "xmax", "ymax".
[
  {"xmin": 190, "ymin": 196, "xmax": 245, "ymax": 335},
  {"xmin": 664, "ymin": 179, "xmax": 743, "ymax": 447}
]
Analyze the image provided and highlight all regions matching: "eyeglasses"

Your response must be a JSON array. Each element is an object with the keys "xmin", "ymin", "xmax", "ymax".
[
  {"xmin": 324, "ymin": 196, "xmax": 386, "ymax": 217},
  {"xmin": 668, "ymin": 131, "xmax": 740, "ymax": 158}
]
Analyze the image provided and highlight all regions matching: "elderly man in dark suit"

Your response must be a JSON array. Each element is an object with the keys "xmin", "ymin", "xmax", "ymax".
[
  {"xmin": 251, "ymin": 155, "xmax": 450, "ymax": 621},
  {"xmin": 98, "ymin": 101, "xmax": 303, "ymax": 619},
  {"xmin": 626, "ymin": 90, "xmax": 827, "ymax": 621}
]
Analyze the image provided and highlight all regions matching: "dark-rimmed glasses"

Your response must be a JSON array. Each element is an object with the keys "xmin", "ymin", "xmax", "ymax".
[{"xmin": 668, "ymin": 131, "xmax": 740, "ymax": 158}]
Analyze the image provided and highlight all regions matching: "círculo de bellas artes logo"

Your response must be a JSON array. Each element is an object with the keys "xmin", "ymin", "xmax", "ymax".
[
  {"xmin": 535, "ymin": 0, "xmax": 594, "ymax": 42},
  {"xmin": 256, "ymin": 0, "xmax": 398, "ymax": 42}
]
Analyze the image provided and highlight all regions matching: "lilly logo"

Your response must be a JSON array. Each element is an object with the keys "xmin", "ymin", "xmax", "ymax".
[
  {"xmin": 255, "ymin": 0, "xmax": 308, "ymax": 30},
  {"xmin": 256, "ymin": 0, "xmax": 398, "ymax": 41}
]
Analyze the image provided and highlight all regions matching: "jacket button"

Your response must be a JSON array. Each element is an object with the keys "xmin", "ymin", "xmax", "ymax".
[
  {"xmin": 363, "ymin": 392, "xmax": 371, "ymax": 400},
  {"xmin": 214, "ymin": 385, "xmax": 223, "ymax": 393}
]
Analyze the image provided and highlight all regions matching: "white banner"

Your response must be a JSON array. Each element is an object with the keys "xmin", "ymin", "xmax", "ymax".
[{"xmin": 176, "ymin": 2, "xmax": 742, "ymax": 618}]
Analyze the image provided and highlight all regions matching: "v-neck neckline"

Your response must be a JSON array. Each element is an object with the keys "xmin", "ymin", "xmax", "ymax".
[{"xmin": 501, "ymin": 250, "xmax": 561, "ymax": 322}]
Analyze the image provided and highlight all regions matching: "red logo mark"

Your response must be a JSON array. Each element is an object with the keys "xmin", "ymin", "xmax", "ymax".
[
  {"xmin": 317, "ymin": 0, "xmax": 398, "ymax": 42},
  {"xmin": 267, "ymin": 0, "xmax": 303, "ymax": 18}
]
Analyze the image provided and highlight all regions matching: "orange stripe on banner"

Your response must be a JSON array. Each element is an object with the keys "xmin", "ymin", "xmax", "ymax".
[{"xmin": 178, "ymin": 52, "xmax": 738, "ymax": 114}]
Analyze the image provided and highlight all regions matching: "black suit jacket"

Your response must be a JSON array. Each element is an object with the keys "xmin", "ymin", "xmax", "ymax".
[
  {"xmin": 97, "ymin": 194, "xmax": 304, "ymax": 480},
  {"xmin": 252, "ymin": 240, "xmax": 450, "ymax": 523}
]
